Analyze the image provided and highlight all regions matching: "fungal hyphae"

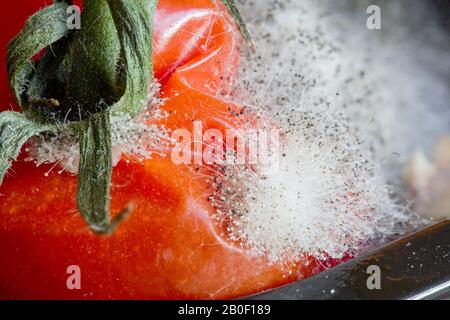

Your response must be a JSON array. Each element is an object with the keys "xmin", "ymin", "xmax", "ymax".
[{"xmin": 26, "ymin": 0, "xmax": 450, "ymax": 262}]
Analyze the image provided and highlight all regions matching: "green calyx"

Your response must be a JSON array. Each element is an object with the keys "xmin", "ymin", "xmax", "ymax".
[
  {"xmin": 3, "ymin": 0, "xmax": 156, "ymax": 235},
  {"xmin": 1, "ymin": 0, "xmax": 253, "ymax": 235},
  {"xmin": 7, "ymin": 0, "xmax": 156, "ymax": 124}
]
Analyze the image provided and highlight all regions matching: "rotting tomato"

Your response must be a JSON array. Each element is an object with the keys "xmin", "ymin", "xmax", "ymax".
[{"xmin": 0, "ymin": 0, "xmax": 335, "ymax": 299}]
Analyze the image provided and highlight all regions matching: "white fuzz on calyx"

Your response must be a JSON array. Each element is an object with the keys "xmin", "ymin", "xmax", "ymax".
[{"xmin": 26, "ymin": 81, "xmax": 173, "ymax": 174}]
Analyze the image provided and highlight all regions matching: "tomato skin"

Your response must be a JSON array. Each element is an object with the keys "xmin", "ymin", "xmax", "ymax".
[
  {"xmin": 1, "ymin": 158, "xmax": 310, "ymax": 299},
  {"xmin": 0, "ymin": 0, "xmax": 332, "ymax": 299}
]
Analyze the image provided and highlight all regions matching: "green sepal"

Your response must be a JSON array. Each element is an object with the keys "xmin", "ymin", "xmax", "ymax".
[
  {"xmin": 73, "ymin": 0, "xmax": 157, "ymax": 234},
  {"xmin": 6, "ymin": 2, "xmax": 70, "ymax": 111},
  {"xmin": 76, "ymin": 110, "xmax": 131, "ymax": 235},
  {"xmin": 107, "ymin": 0, "xmax": 157, "ymax": 118},
  {"xmin": 64, "ymin": 0, "xmax": 121, "ymax": 115},
  {"xmin": 0, "ymin": 112, "xmax": 53, "ymax": 185}
]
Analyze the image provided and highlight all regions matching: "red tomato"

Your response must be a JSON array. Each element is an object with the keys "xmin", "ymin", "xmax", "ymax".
[{"xmin": 0, "ymin": 0, "xmax": 332, "ymax": 299}]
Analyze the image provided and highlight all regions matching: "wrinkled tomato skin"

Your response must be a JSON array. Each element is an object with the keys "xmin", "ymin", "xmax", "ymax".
[{"xmin": 0, "ymin": 1, "xmax": 328, "ymax": 299}]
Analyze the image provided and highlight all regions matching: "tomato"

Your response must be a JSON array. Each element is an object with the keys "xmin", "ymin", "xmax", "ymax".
[{"xmin": 0, "ymin": 0, "xmax": 330, "ymax": 299}]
